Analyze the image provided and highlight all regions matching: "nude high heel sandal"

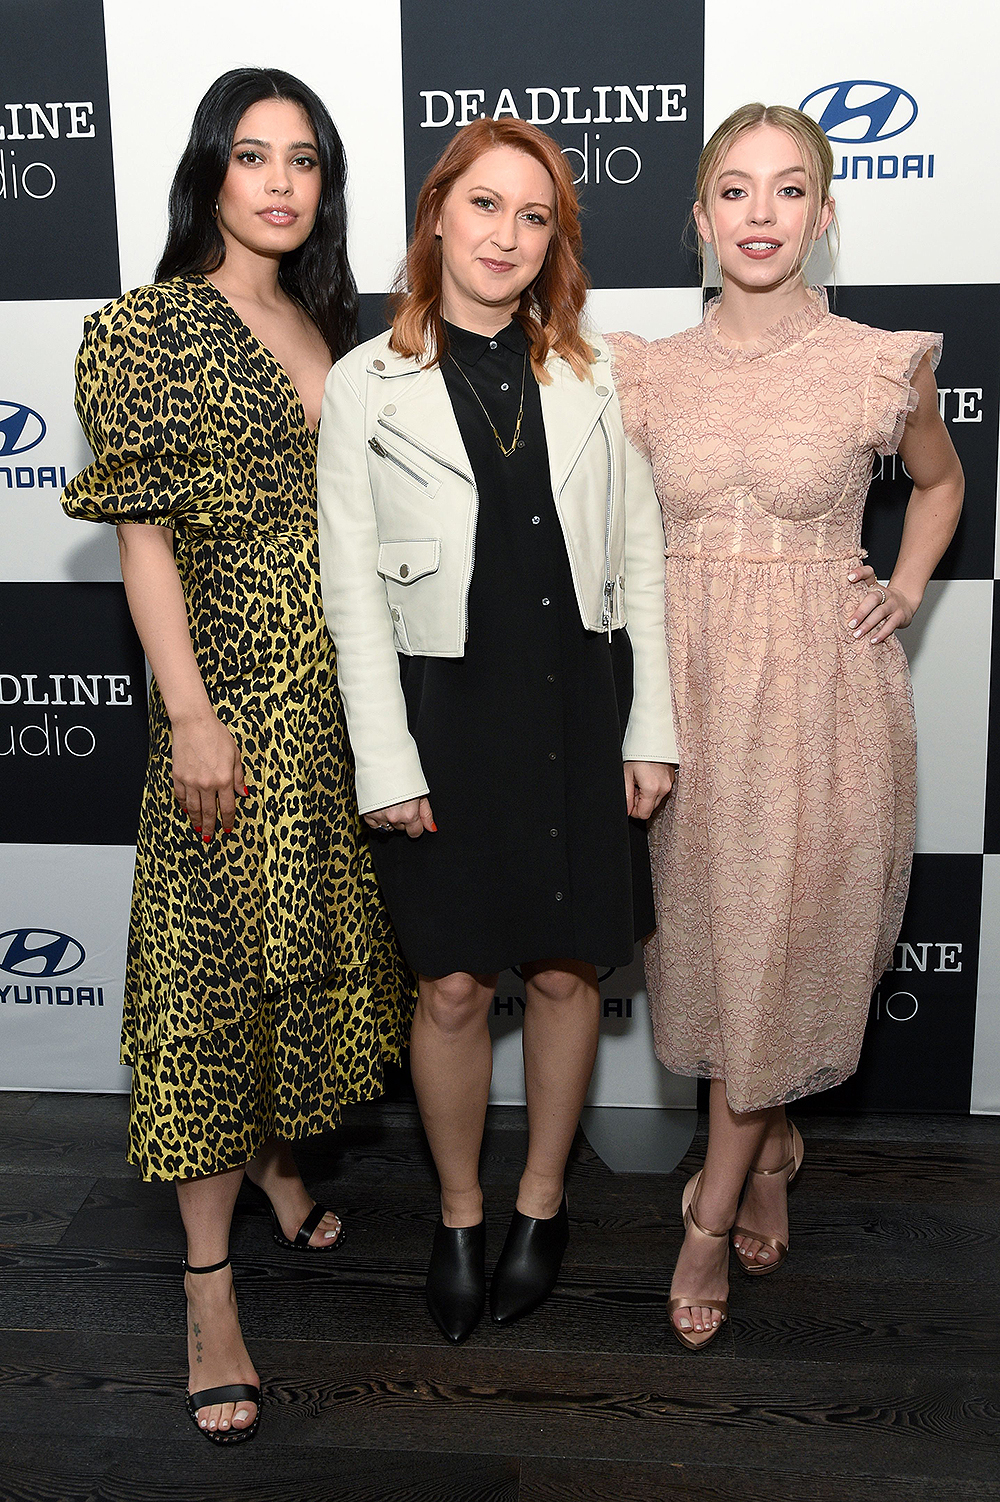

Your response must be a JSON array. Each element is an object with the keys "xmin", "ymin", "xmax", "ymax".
[
  {"xmin": 732, "ymin": 1121, "xmax": 804, "ymax": 1276},
  {"xmin": 667, "ymin": 1171, "xmax": 730, "ymax": 1352}
]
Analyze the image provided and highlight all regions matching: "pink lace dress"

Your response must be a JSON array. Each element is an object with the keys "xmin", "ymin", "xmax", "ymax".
[{"xmin": 609, "ymin": 293, "xmax": 941, "ymax": 1112}]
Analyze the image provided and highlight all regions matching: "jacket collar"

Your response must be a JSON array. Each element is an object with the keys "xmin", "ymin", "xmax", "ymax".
[{"xmin": 365, "ymin": 331, "xmax": 614, "ymax": 495}]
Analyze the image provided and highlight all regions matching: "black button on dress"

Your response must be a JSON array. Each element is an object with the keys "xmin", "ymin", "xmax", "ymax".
[{"xmin": 369, "ymin": 319, "xmax": 653, "ymax": 977}]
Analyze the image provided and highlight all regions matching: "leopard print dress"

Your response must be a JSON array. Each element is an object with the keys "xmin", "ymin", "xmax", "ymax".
[{"xmin": 62, "ymin": 274, "xmax": 415, "ymax": 1181}]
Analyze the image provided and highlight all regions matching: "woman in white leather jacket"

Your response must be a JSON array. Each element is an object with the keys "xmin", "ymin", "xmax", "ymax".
[{"xmin": 317, "ymin": 117, "xmax": 677, "ymax": 1344}]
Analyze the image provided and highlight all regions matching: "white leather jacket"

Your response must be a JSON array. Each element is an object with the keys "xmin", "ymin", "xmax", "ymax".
[{"xmin": 317, "ymin": 328, "xmax": 677, "ymax": 814}]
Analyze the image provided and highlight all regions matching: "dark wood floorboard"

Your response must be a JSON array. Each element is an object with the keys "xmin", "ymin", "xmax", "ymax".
[
  {"xmin": 0, "ymin": 1172, "xmax": 97, "ymax": 1246},
  {"xmin": 1, "ymin": 1093, "xmax": 997, "ymax": 1501},
  {"xmin": 519, "ymin": 1457, "xmax": 1000, "ymax": 1501},
  {"xmin": 0, "ymin": 1435, "xmax": 518, "ymax": 1502}
]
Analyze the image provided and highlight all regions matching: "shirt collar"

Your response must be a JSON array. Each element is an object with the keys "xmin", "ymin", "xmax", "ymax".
[{"xmin": 443, "ymin": 318, "xmax": 527, "ymax": 366}]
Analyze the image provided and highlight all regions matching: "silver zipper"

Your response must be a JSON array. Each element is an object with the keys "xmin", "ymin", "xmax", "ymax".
[
  {"xmin": 376, "ymin": 418, "xmax": 473, "ymax": 485},
  {"xmin": 601, "ymin": 418, "xmax": 615, "ymax": 641},
  {"xmin": 368, "ymin": 436, "xmax": 429, "ymax": 488},
  {"xmin": 376, "ymin": 418, "xmax": 478, "ymax": 641}
]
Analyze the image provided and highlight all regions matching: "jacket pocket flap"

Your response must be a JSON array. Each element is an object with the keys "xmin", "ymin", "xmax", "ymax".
[{"xmin": 377, "ymin": 538, "xmax": 441, "ymax": 584}]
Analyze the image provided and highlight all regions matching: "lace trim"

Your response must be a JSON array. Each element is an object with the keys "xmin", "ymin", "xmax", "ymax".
[
  {"xmin": 868, "ymin": 332, "xmax": 944, "ymax": 456},
  {"xmin": 701, "ymin": 287, "xmax": 830, "ymax": 362}
]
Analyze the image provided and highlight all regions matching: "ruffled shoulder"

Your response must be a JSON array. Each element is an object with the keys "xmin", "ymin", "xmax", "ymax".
[
  {"xmin": 606, "ymin": 330, "xmax": 650, "ymax": 459},
  {"xmin": 863, "ymin": 327, "xmax": 943, "ymax": 456}
]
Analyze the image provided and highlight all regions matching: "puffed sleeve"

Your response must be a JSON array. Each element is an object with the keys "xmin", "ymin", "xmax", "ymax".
[
  {"xmin": 61, "ymin": 286, "xmax": 223, "ymax": 530},
  {"xmin": 863, "ymin": 328, "xmax": 943, "ymax": 457},
  {"xmin": 606, "ymin": 330, "xmax": 651, "ymax": 461}
]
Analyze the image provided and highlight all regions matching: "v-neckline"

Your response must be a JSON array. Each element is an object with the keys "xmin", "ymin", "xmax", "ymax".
[{"xmin": 196, "ymin": 274, "xmax": 324, "ymax": 437}]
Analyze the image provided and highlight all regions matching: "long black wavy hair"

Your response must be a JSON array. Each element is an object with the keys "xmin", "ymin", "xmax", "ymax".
[{"xmin": 155, "ymin": 68, "xmax": 358, "ymax": 359}]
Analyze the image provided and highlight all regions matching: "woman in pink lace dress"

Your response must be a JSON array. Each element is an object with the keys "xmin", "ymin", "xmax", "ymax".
[{"xmin": 609, "ymin": 103, "xmax": 964, "ymax": 1350}]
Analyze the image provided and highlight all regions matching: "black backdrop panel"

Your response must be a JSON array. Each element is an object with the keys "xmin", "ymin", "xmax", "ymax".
[
  {"xmin": 836, "ymin": 284, "xmax": 999, "ymax": 582},
  {"xmin": 0, "ymin": 0, "xmax": 120, "ymax": 301},
  {"xmin": 794, "ymin": 853, "xmax": 981, "ymax": 1112},
  {"xmin": 400, "ymin": 0, "xmax": 704, "ymax": 288},
  {"xmin": 358, "ymin": 291, "xmax": 392, "ymax": 345},
  {"xmin": 0, "ymin": 583, "xmax": 147, "ymax": 844}
]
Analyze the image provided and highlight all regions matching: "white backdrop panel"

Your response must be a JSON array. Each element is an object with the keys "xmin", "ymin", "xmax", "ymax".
[
  {"xmin": 903, "ymin": 578, "xmax": 993, "ymax": 854},
  {"xmin": 0, "ymin": 842, "xmax": 134, "ymax": 1092},
  {"xmin": 102, "ymin": 0, "xmax": 408, "ymax": 296},
  {"xmin": 0, "ymin": 300, "xmax": 116, "ymax": 583},
  {"xmin": 703, "ymin": 0, "xmax": 998, "ymax": 287},
  {"xmin": 587, "ymin": 288, "xmax": 703, "ymax": 343}
]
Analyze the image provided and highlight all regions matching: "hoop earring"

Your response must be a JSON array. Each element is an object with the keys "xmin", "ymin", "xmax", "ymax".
[{"xmin": 212, "ymin": 201, "xmax": 219, "ymax": 219}]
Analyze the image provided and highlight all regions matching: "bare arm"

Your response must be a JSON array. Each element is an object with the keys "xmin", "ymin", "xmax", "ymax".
[
  {"xmin": 847, "ymin": 354, "xmax": 965, "ymax": 642},
  {"xmin": 117, "ymin": 523, "xmax": 245, "ymax": 841}
]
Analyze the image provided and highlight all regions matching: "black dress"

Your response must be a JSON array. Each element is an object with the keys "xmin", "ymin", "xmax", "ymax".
[{"xmin": 369, "ymin": 319, "xmax": 654, "ymax": 976}]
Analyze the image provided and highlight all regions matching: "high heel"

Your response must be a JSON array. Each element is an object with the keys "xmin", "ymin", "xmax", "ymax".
[
  {"xmin": 490, "ymin": 1195, "xmax": 569, "ymax": 1325},
  {"xmin": 268, "ymin": 1201, "xmax": 345, "ymax": 1254},
  {"xmin": 183, "ymin": 1256, "xmax": 261, "ymax": 1445},
  {"xmin": 426, "ymin": 1218, "xmax": 486, "ymax": 1343},
  {"xmin": 732, "ymin": 1121, "xmax": 804, "ymax": 1276},
  {"xmin": 668, "ymin": 1172, "xmax": 730, "ymax": 1352}
]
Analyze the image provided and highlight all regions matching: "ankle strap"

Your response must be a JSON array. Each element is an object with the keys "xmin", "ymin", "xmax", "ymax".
[
  {"xmin": 183, "ymin": 1255, "xmax": 231, "ymax": 1274},
  {"xmin": 748, "ymin": 1152, "xmax": 794, "ymax": 1177},
  {"xmin": 686, "ymin": 1204, "xmax": 730, "ymax": 1239}
]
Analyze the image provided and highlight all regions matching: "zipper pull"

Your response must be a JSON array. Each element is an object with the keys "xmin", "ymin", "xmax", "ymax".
[
  {"xmin": 368, "ymin": 437, "xmax": 386, "ymax": 458},
  {"xmin": 603, "ymin": 579, "xmax": 614, "ymax": 642}
]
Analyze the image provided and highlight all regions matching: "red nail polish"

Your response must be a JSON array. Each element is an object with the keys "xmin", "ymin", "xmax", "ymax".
[
  {"xmin": 242, "ymin": 786, "xmax": 249, "ymax": 796},
  {"xmin": 203, "ymin": 834, "xmax": 211, "ymax": 844},
  {"xmin": 430, "ymin": 821, "xmax": 438, "ymax": 832},
  {"xmin": 194, "ymin": 826, "xmax": 202, "ymax": 833}
]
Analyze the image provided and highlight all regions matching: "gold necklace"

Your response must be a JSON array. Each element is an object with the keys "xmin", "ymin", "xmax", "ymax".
[{"xmin": 449, "ymin": 346, "xmax": 528, "ymax": 458}]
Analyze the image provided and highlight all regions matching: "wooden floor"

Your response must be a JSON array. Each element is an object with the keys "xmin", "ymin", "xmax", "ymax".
[{"xmin": 0, "ymin": 1089, "xmax": 997, "ymax": 1501}]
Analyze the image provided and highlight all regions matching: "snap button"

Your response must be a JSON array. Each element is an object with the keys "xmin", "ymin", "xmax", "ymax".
[
  {"xmin": 399, "ymin": 563, "xmax": 409, "ymax": 579},
  {"xmin": 592, "ymin": 346, "xmax": 601, "ymax": 360},
  {"xmin": 383, "ymin": 403, "xmax": 396, "ymax": 416},
  {"xmin": 500, "ymin": 382, "xmax": 509, "ymax": 391},
  {"xmin": 391, "ymin": 607, "xmax": 400, "ymax": 621},
  {"xmin": 373, "ymin": 358, "xmax": 385, "ymax": 371},
  {"xmin": 596, "ymin": 385, "xmax": 609, "ymax": 396},
  {"xmin": 489, "ymin": 340, "xmax": 497, "ymax": 349}
]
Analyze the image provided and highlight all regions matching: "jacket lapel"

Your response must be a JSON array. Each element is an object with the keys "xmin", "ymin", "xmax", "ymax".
[
  {"xmin": 366, "ymin": 335, "xmax": 614, "ymax": 493},
  {"xmin": 366, "ymin": 343, "xmax": 474, "ymax": 482},
  {"xmin": 539, "ymin": 343, "xmax": 614, "ymax": 497}
]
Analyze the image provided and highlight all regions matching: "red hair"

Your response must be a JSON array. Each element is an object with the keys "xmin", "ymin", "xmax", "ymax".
[{"xmin": 389, "ymin": 117, "xmax": 592, "ymax": 383}]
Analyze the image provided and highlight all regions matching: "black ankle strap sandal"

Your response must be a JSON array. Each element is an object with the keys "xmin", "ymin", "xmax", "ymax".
[
  {"xmin": 269, "ymin": 1201, "xmax": 345, "ymax": 1253},
  {"xmin": 183, "ymin": 1255, "xmax": 261, "ymax": 1445}
]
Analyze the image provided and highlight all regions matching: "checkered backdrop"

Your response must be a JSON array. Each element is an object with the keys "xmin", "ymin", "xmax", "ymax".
[{"xmin": 1, "ymin": 0, "xmax": 997, "ymax": 1114}]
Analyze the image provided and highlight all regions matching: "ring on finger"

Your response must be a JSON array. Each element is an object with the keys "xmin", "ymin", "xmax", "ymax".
[{"xmin": 874, "ymin": 586, "xmax": 887, "ymax": 606}]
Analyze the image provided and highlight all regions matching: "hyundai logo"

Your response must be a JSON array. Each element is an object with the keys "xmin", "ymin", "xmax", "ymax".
[
  {"xmin": 800, "ymin": 81, "xmax": 918, "ymax": 144},
  {"xmin": 0, "ymin": 929, "xmax": 86, "ymax": 977},
  {"xmin": 0, "ymin": 401, "xmax": 46, "ymax": 456}
]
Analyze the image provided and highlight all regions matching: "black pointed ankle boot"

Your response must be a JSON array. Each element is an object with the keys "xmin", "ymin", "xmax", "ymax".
[
  {"xmin": 489, "ymin": 1195, "xmax": 569, "ymax": 1325},
  {"xmin": 425, "ymin": 1218, "xmax": 486, "ymax": 1343}
]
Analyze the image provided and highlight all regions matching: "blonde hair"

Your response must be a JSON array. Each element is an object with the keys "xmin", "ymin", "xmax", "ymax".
[{"xmin": 694, "ymin": 102, "xmax": 839, "ymax": 288}]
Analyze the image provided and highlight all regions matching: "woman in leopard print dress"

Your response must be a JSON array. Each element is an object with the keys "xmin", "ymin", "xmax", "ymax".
[{"xmin": 62, "ymin": 69, "xmax": 414, "ymax": 1444}]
